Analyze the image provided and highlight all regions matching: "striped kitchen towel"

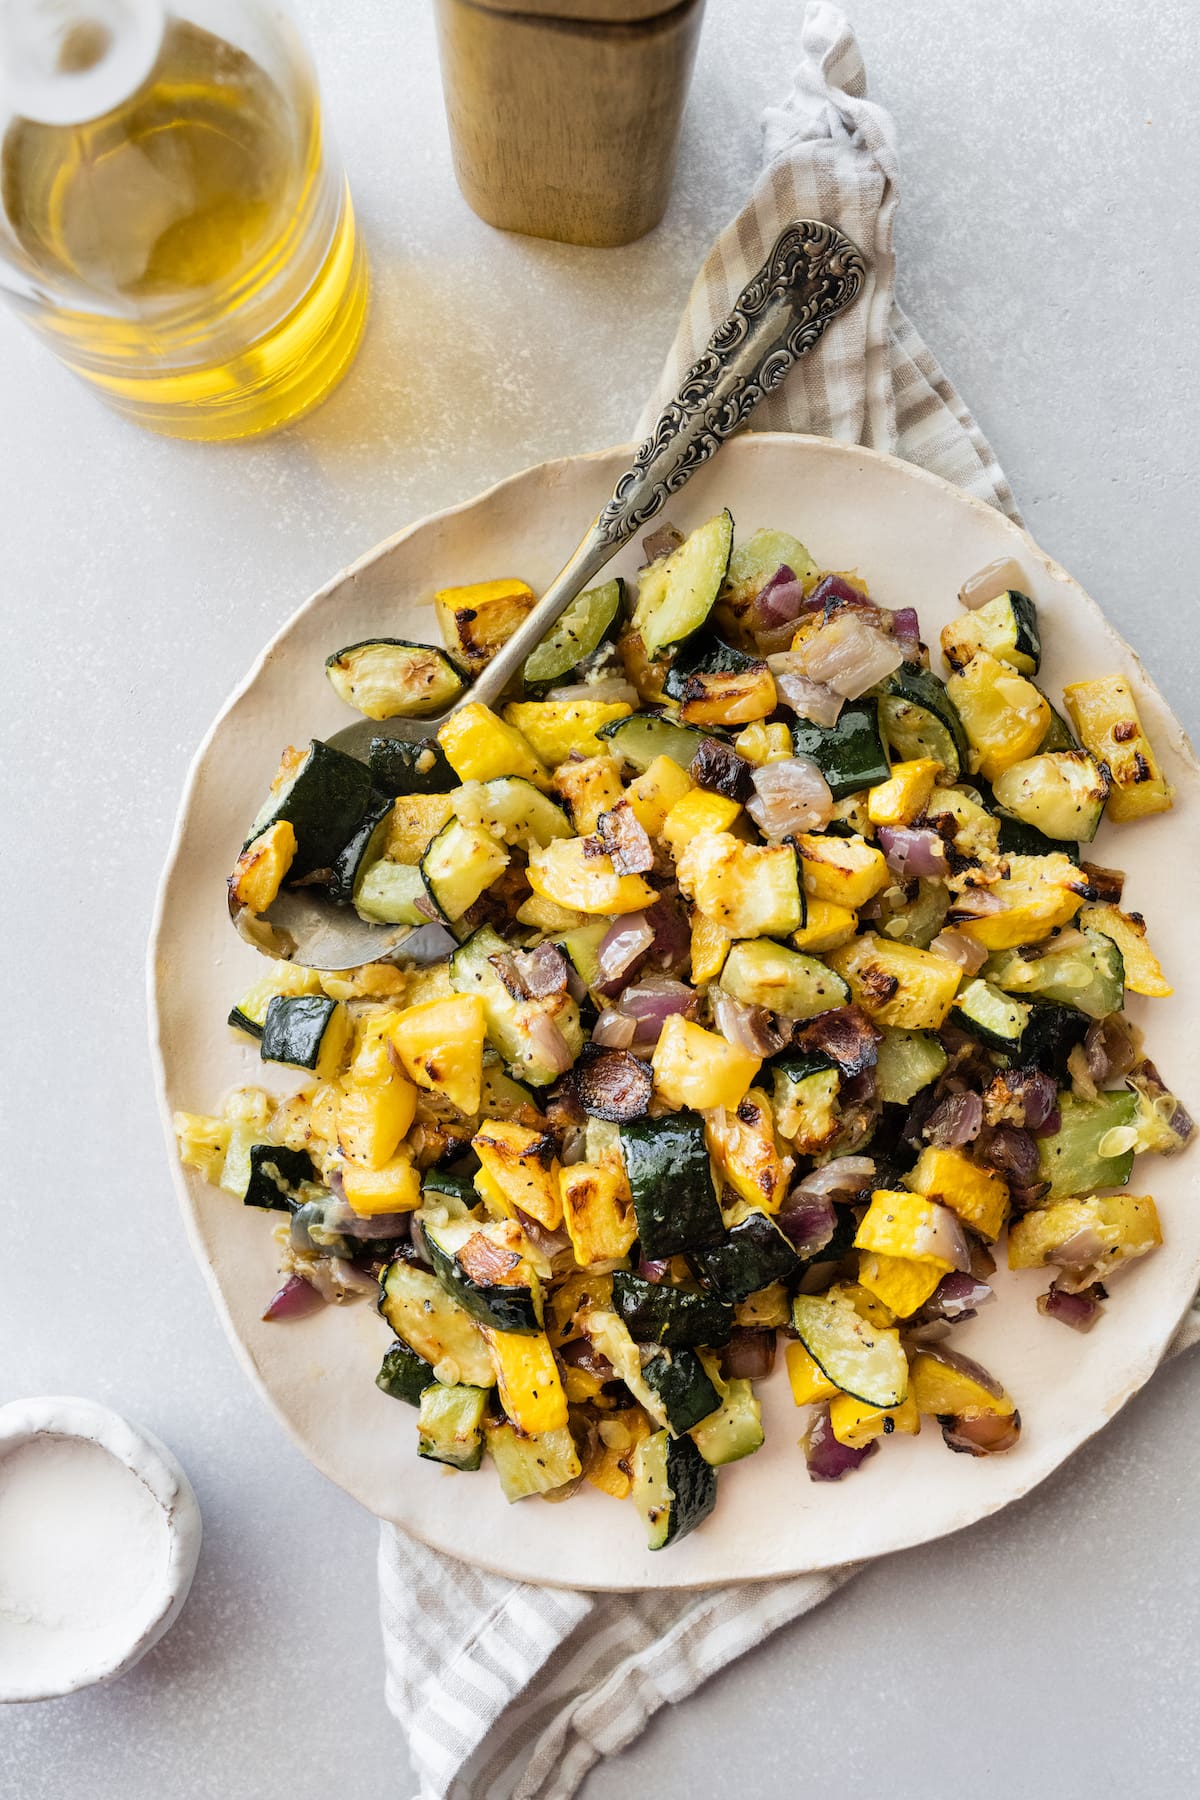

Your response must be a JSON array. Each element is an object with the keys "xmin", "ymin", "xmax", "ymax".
[{"xmin": 379, "ymin": 6, "xmax": 1200, "ymax": 1796}]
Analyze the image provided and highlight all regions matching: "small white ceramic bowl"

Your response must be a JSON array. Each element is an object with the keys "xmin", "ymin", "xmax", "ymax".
[{"xmin": 0, "ymin": 1397, "xmax": 202, "ymax": 1703}]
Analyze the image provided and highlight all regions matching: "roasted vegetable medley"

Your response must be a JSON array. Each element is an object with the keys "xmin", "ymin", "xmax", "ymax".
[{"xmin": 178, "ymin": 517, "xmax": 1192, "ymax": 1549}]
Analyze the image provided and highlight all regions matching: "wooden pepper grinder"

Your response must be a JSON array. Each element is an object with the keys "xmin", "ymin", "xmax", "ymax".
[{"xmin": 434, "ymin": 0, "xmax": 706, "ymax": 248}]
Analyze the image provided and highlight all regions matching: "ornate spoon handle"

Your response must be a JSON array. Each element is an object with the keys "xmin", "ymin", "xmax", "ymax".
[{"xmin": 465, "ymin": 220, "xmax": 865, "ymax": 714}]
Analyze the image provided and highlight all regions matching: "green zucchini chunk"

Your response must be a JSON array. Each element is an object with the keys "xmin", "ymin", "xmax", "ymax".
[
  {"xmin": 244, "ymin": 738, "xmax": 374, "ymax": 878},
  {"xmin": 485, "ymin": 1420, "xmax": 582, "ymax": 1501},
  {"xmin": 1035, "ymin": 695, "xmax": 1080, "ymax": 754},
  {"xmin": 631, "ymin": 510, "xmax": 734, "ymax": 659},
  {"xmin": 379, "ymin": 1259, "xmax": 496, "ymax": 1388},
  {"xmin": 640, "ymin": 1349, "xmax": 722, "ymax": 1435},
  {"xmin": 987, "ymin": 928, "xmax": 1123, "ymax": 1022},
  {"xmin": 720, "ymin": 527, "xmax": 818, "ymax": 622},
  {"xmin": 611, "ymin": 1271, "xmax": 733, "ymax": 1349},
  {"xmin": 451, "ymin": 777, "xmax": 572, "ymax": 850},
  {"xmin": 376, "ymin": 1340, "xmax": 436, "ymax": 1406},
  {"xmin": 771, "ymin": 1051, "xmax": 841, "ymax": 1149},
  {"xmin": 354, "ymin": 860, "xmax": 431, "ymax": 926},
  {"xmin": 479, "ymin": 1064, "xmax": 540, "ymax": 1119},
  {"xmin": 632, "ymin": 1430, "xmax": 718, "ymax": 1550},
  {"xmin": 421, "ymin": 1168, "xmax": 479, "ymax": 1208},
  {"xmin": 368, "ymin": 736, "xmax": 458, "ymax": 796},
  {"xmin": 662, "ymin": 632, "xmax": 764, "ymax": 702},
  {"xmin": 451, "ymin": 925, "xmax": 579, "ymax": 1087},
  {"xmin": 995, "ymin": 813, "xmax": 1078, "ymax": 862},
  {"xmin": 259, "ymin": 994, "xmax": 350, "ymax": 1077},
  {"xmin": 991, "ymin": 751, "xmax": 1108, "ymax": 843},
  {"xmin": 227, "ymin": 966, "xmax": 321, "ymax": 1040},
  {"xmin": 954, "ymin": 977, "xmax": 1031, "ymax": 1051},
  {"xmin": 791, "ymin": 1290, "xmax": 907, "ymax": 1408},
  {"xmin": 558, "ymin": 920, "xmax": 612, "ymax": 990},
  {"xmin": 416, "ymin": 1382, "xmax": 490, "ymax": 1470},
  {"xmin": 242, "ymin": 1143, "xmax": 317, "ymax": 1212},
  {"xmin": 791, "ymin": 700, "xmax": 890, "ymax": 800},
  {"xmin": 689, "ymin": 1378, "xmax": 764, "ymax": 1467},
  {"xmin": 1037, "ymin": 1091, "xmax": 1139, "ymax": 1199},
  {"xmin": 328, "ymin": 793, "xmax": 394, "ymax": 904},
  {"xmin": 874, "ymin": 1028, "xmax": 948, "ymax": 1105},
  {"xmin": 420, "ymin": 817, "xmax": 508, "ymax": 923},
  {"xmin": 719, "ymin": 939, "xmax": 850, "ymax": 1020},
  {"xmin": 943, "ymin": 590, "xmax": 1041, "ymax": 676},
  {"xmin": 690, "ymin": 1212, "xmax": 801, "ymax": 1304},
  {"xmin": 1016, "ymin": 1001, "xmax": 1089, "ymax": 1078},
  {"xmin": 619, "ymin": 1112, "xmax": 725, "ymax": 1259},
  {"xmin": 598, "ymin": 711, "xmax": 709, "ymax": 774},
  {"xmin": 423, "ymin": 1217, "xmax": 542, "ymax": 1335},
  {"xmin": 878, "ymin": 666, "xmax": 968, "ymax": 781},
  {"xmin": 325, "ymin": 638, "xmax": 465, "ymax": 720},
  {"xmin": 523, "ymin": 578, "xmax": 623, "ymax": 689}
]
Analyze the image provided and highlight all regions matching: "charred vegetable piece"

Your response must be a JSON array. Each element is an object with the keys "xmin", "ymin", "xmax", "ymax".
[
  {"xmin": 485, "ymin": 1420, "xmax": 582, "ymax": 1501},
  {"xmin": 663, "ymin": 633, "xmax": 776, "ymax": 728},
  {"xmin": 689, "ymin": 736, "xmax": 754, "ymax": 802},
  {"xmin": 1063, "ymin": 675, "xmax": 1173, "ymax": 821},
  {"xmin": 878, "ymin": 665, "xmax": 968, "ymax": 780},
  {"xmin": 941, "ymin": 590, "xmax": 1041, "ymax": 675},
  {"xmin": 435, "ymin": 578, "xmax": 535, "ymax": 675},
  {"xmin": 599, "ymin": 711, "xmax": 709, "ymax": 774},
  {"xmin": 574, "ymin": 1047, "xmax": 653, "ymax": 1122},
  {"xmin": 424, "ymin": 1216, "xmax": 542, "ymax": 1334},
  {"xmin": 379, "ymin": 1260, "xmax": 496, "ymax": 1388}
]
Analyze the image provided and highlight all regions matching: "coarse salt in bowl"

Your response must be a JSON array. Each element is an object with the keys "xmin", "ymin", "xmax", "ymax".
[{"xmin": 0, "ymin": 1397, "xmax": 202, "ymax": 1702}]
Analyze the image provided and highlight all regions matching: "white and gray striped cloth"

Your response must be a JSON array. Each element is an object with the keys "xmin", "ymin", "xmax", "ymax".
[{"xmin": 379, "ymin": 8, "xmax": 1200, "ymax": 1796}]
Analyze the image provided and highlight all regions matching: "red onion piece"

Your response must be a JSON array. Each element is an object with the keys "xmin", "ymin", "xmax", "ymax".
[
  {"xmin": 929, "ymin": 928, "xmax": 989, "ymax": 976},
  {"xmin": 876, "ymin": 824, "xmax": 947, "ymax": 880},
  {"xmin": 574, "ymin": 1046, "xmax": 653, "ymax": 1122},
  {"xmin": 643, "ymin": 891, "xmax": 692, "ymax": 976},
  {"xmin": 513, "ymin": 1207, "xmax": 573, "ymax": 1259},
  {"xmin": 592, "ymin": 1008, "xmax": 636, "ymax": 1049},
  {"xmin": 1034, "ymin": 1105, "xmax": 1062, "ymax": 1140},
  {"xmin": 513, "ymin": 941, "xmax": 569, "ymax": 998},
  {"xmin": 770, "ymin": 664, "xmax": 846, "ymax": 726},
  {"xmin": 982, "ymin": 1067, "xmax": 1058, "ymax": 1131},
  {"xmin": 1131, "ymin": 1060, "xmax": 1195, "ymax": 1144},
  {"xmin": 723, "ymin": 1327, "xmax": 776, "ymax": 1381},
  {"xmin": 890, "ymin": 606, "xmax": 922, "ymax": 659},
  {"xmin": 979, "ymin": 1122, "xmax": 1039, "ymax": 1184},
  {"xmin": 777, "ymin": 1193, "xmax": 837, "ymax": 1257},
  {"xmin": 924, "ymin": 1088, "xmax": 983, "ymax": 1148},
  {"xmin": 1084, "ymin": 1013, "xmax": 1139, "ymax": 1087},
  {"xmin": 810, "ymin": 573, "xmax": 875, "ymax": 615},
  {"xmin": 262, "ymin": 1273, "xmax": 325, "ymax": 1321},
  {"xmin": 689, "ymin": 738, "xmax": 754, "ymax": 803},
  {"xmin": 1038, "ymin": 1283, "xmax": 1104, "ymax": 1332},
  {"xmin": 598, "ymin": 800, "xmax": 654, "ymax": 876},
  {"xmin": 637, "ymin": 1257, "xmax": 670, "ymax": 1283},
  {"xmin": 1008, "ymin": 1179, "xmax": 1051, "ymax": 1213},
  {"xmin": 325, "ymin": 1200, "xmax": 413, "ymax": 1241},
  {"xmin": 922, "ymin": 1270, "xmax": 994, "ymax": 1323},
  {"xmin": 804, "ymin": 1405, "xmax": 879, "ymax": 1481},
  {"xmin": 947, "ymin": 886, "xmax": 1004, "ymax": 919},
  {"xmin": 524, "ymin": 1009, "xmax": 575, "ymax": 1078},
  {"xmin": 558, "ymin": 1336, "xmax": 616, "ymax": 1380},
  {"xmin": 564, "ymin": 964, "xmax": 588, "ymax": 1004},
  {"xmin": 711, "ymin": 989, "xmax": 792, "ymax": 1057},
  {"xmin": 598, "ymin": 913, "xmax": 656, "ymax": 989},
  {"xmin": 801, "ymin": 611, "xmax": 904, "ymax": 699},
  {"xmin": 642, "ymin": 522, "xmax": 683, "ymax": 565},
  {"xmin": 748, "ymin": 564, "xmax": 804, "ymax": 630},
  {"xmin": 796, "ymin": 1006, "xmax": 880, "ymax": 1076},
  {"xmin": 941, "ymin": 1411, "xmax": 1021, "ymax": 1455},
  {"xmin": 619, "ymin": 976, "xmax": 697, "ymax": 1048},
  {"xmin": 796, "ymin": 1155, "xmax": 876, "ymax": 1198},
  {"xmin": 306, "ymin": 1257, "xmax": 379, "ymax": 1303},
  {"xmin": 958, "ymin": 556, "xmax": 1025, "ymax": 611},
  {"xmin": 746, "ymin": 756, "xmax": 834, "ymax": 838}
]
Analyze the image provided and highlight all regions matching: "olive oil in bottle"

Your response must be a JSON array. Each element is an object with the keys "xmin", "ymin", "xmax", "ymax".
[{"xmin": 0, "ymin": 4, "xmax": 367, "ymax": 438}]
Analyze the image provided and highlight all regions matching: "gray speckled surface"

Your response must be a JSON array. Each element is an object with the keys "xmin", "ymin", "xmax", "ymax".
[{"xmin": 1, "ymin": 0, "xmax": 1198, "ymax": 1792}]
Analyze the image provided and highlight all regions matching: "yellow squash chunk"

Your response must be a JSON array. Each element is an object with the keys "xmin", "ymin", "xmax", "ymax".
[
  {"xmin": 1008, "ymin": 1193, "xmax": 1161, "ymax": 1272},
  {"xmin": 486, "ymin": 1328, "xmax": 569, "ymax": 1434},
  {"xmin": 174, "ymin": 1112, "xmax": 231, "ymax": 1184},
  {"xmin": 909, "ymin": 1350, "xmax": 1014, "ymax": 1419},
  {"xmin": 839, "ymin": 1281, "xmax": 897, "ymax": 1328},
  {"xmin": 785, "ymin": 1339, "xmax": 838, "ymax": 1406},
  {"xmin": 676, "ymin": 832, "xmax": 804, "ymax": 938},
  {"xmin": 229, "ymin": 819, "xmax": 296, "ymax": 914},
  {"xmin": 1081, "ymin": 901, "xmax": 1172, "ymax": 997},
  {"xmin": 386, "ymin": 793, "xmax": 455, "ymax": 862},
  {"xmin": 1063, "ymin": 675, "xmax": 1173, "ymax": 821},
  {"xmin": 435, "ymin": 577, "xmax": 535, "ymax": 674},
  {"xmin": 946, "ymin": 650, "xmax": 1050, "ymax": 782},
  {"xmin": 559, "ymin": 1161, "xmax": 637, "ymax": 1266},
  {"xmin": 794, "ymin": 833, "xmax": 890, "ymax": 910},
  {"xmin": 733, "ymin": 721, "xmax": 793, "ymax": 765},
  {"xmin": 586, "ymin": 1409, "xmax": 652, "ymax": 1500},
  {"xmin": 616, "ymin": 630, "xmax": 670, "ymax": 704},
  {"xmin": 854, "ymin": 1189, "xmax": 959, "ymax": 1269},
  {"xmin": 320, "ymin": 963, "xmax": 409, "ymax": 1002},
  {"xmin": 389, "ymin": 994, "xmax": 486, "ymax": 1116},
  {"xmin": 548, "ymin": 1270, "xmax": 615, "ymax": 1345},
  {"xmin": 553, "ymin": 755, "xmax": 626, "ymax": 834},
  {"xmin": 827, "ymin": 933, "xmax": 962, "ymax": 1029},
  {"xmin": 651, "ymin": 1014, "xmax": 760, "ymax": 1112},
  {"xmin": 661, "ymin": 788, "xmax": 741, "ymax": 855},
  {"xmin": 690, "ymin": 912, "xmax": 732, "ymax": 984},
  {"xmin": 474, "ymin": 1118, "xmax": 563, "ymax": 1230},
  {"xmin": 504, "ymin": 700, "xmax": 633, "ymax": 766},
  {"xmin": 867, "ymin": 759, "xmax": 942, "ymax": 828},
  {"xmin": 906, "ymin": 1143, "xmax": 1009, "ymax": 1242},
  {"xmin": 625, "ymin": 754, "xmax": 694, "ymax": 836},
  {"xmin": 526, "ymin": 837, "xmax": 656, "ymax": 916},
  {"xmin": 704, "ymin": 1088, "xmax": 791, "ymax": 1213},
  {"xmin": 924, "ymin": 785, "xmax": 1001, "ymax": 861},
  {"xmin": 856, "ymin": 1251, "xmax": 944, "ymax": 1319},
  {"xmin": 335, "ymin": 1074, "xmax": 417, "ymax": 1170},
  {"xmin": 677, "ymin": 663, "xmax": 777, "ymax": 728},
  {"xmin": 955, "ymin": 852, "xmax": 1086, "ymax": 949},
  {"xmin": 515, "ymin": 893, "xmax": 590, "ymax": 932},
  {"xmin": 829, "ymin": 1391, "xmax": 921, "ymax": 1448},
  {"xmin": 338, "ymin": 1147, "xmax": 421, "ymax": 1214},
  {"xmin": 437, "ymin": 702, "xmax": 549, "ymax": 788},
  {"xmin": 791, "ymin": 900, "xmax": 858, "ymax": 954}
]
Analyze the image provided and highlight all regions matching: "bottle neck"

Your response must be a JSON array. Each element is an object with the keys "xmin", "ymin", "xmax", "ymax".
[{"xmin": 0, "ymin": 0, "xmax": 166, "ymax": 124}]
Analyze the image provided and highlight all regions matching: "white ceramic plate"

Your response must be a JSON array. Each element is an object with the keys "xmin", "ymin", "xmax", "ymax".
[{"xmin": 149, "ymin": 433, "xmax": 1200, "ymax": 1590}]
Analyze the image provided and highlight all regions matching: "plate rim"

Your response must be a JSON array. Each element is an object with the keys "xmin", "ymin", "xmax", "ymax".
[{"xmin": 147, "ymin": 430, "xmax": 1200, "ymax": 1589}]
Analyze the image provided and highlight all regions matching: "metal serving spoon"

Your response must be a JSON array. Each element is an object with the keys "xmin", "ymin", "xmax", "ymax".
[{"xmin": 248, "ymin": 220, "xmax": 866, "ymax": 969}]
